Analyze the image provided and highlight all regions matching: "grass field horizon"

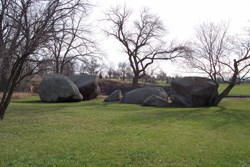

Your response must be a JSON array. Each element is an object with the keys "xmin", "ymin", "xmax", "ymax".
[{"xmin": 1, "ymin": 95, "xmax": 250, "ymax": 166}]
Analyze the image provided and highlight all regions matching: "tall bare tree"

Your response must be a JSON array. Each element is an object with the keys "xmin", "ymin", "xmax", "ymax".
[
  {"xmin": 185, "ymin": 22, "xmax": 231, "ymax": 85},
  {"xmin": 80, "ymin": 57, "xmax": 105, "ymax": 75},
  {"xmin": 118, "ymin": 62, "xmax": 128, "ymax": 81},
  {"xmin": 104, "ymin": 6, "xmax": 188, "ymax": 87},
  {"xmin": 157, "ymin": 70, "xmax": 168, "ymax": 83},
  {"xmin": 44, "ymin": 5, "xmax": 97, "ymax": 75},
  {"xmin": 0, "ymin": 0, "xmax": 90, "ymax": 119},
  {"xmin": 186, "ymin": 22, "xmax": 250, "ymax": 105}
]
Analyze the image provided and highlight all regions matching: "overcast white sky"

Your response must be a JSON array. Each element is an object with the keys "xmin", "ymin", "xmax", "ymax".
[{"xmin": 89, "ymin": 0, "xmax": 250, "ymax": 76}]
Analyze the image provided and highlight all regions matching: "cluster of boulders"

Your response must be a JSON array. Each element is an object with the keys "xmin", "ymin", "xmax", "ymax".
[
  {"xmin": 104, "ymin": 77, "xmax": 218, "ymax": 107},
  {"xmin": 38, "ymin": 74, "xmax": 100, "ymax": 103},
  {"xmin": 38, "ymin": 75, "xmax": 218, "ymax": 107},
  {"xmin": 104, "ymin": 87, "xmax": 171, "ymax": 107}
]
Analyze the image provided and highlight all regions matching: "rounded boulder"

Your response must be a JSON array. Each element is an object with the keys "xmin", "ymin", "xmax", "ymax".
[
  {"xmin": 120, "ymin": 87, "xmax": 167, "ymax": 104},
  {"xmin": 38, "ymin": 74, "xmax": 83, "ymax": 102},
  {"xmin": 170, "ymin": 77, "xmax": 218, "ymax": 107},
  {"xmin": 69, "ymin": 74, "xmax": 100, "ymax": 100},
  {"xmin": 104, "ymin": 90, "xmax": 122, "ymax": 102}
]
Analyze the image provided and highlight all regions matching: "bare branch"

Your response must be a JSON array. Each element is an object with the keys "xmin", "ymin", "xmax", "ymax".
[
  {"xmin": 104, "ymin": 5, "xmax": 188, "ymax": 86},
  {"xmin": 0, "ymin": 0, "xmax": 92, "ymax": 119}
]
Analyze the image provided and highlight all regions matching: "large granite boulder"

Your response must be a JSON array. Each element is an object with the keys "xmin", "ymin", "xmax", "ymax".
[
  {"xmin": 38, "ymin": 74, "xmax": 83, "ymax": 102},
  {"xmin": 170, "ymin": 77, "xmax": 218, "ymax": 107},
  {"xmin": 69, "ymin": 74, "xmax": 100, "ymax": 100},
  {"xmin": 120, "ymin": 87, "xmax": 167, "ymax": 104},
  {"xmin": 142, "ymin": 95, "xmax": 171, "ymax": 107},
  {"xmin": 104, "ymin": 90, "xmax": 122, "ymax": 102}
]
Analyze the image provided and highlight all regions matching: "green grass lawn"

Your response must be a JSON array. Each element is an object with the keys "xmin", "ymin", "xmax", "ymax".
[
  {"xmin": 1, "ymin": 96, "xmax": 250, "ymax": 167},
  {"xmin": 219, "ymin": 83, "xmax": 250, "ymax": 95}
]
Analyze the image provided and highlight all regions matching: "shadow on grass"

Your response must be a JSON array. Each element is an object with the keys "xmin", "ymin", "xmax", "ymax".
[
  {"xmin": 9, "ymin": 100, "xmax": 77, "ymax": 114},
  {"xmin": 12, "ymin": 99, "xmax": 42, "ymax": 104},
  {"xmin": 113, "ymin": 105, "xmax": 249, "ymax": 129},
  {"xmin": 9, "ymin": 98, "xmax": 250, "ymax": 129},
  {"xmin": 12, "ymin": 99, "xmax": 85, "ymax": 104},
  {"xmin": 211, "ymin": 106, "xmax": 248, "ymax": 129}
]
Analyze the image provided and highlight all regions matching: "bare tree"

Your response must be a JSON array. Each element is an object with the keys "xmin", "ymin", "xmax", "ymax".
[
  {"xmin": 185, "ymin": 22, "xmax": 232, "ymax": 85},
  {"xmin": 186, "ymin": 22, "xmax": 250, "ymax": 105},
  {"xmin": 104, "ymin": 6, "xmax": 188, "ymax": 87},
  {"xmin": 0, "ymin": 0, "xmax": 90, "ymax": 119},
  {"xmin": 157, "ymin": 70, "xmax": 168, "ymax": 84},
  {"xmin": 142, "ymin": 66, "xmax": 158, "ymax": 84},
  {"xmin": 118, "ymin": 62, "xmax": 128, "ymax": 81},
  {"xmin": 107, "ymin": 63, "xmax": 115, "ymax": 79},
  {"xmin": 44, "ymin": 5, "xmax": 97, "ymax": 75},
  {"xmin": 125, "ymin": 65, "xmax": 133, "ymax": 80},
  {"xmin": 80, "ymin": 57, "xmax": 105, "ymax": 75}
]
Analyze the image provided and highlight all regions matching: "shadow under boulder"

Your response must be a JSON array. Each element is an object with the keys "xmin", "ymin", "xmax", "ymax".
[{"xmin": 38, "ymin": 74, "xmax": 83, "ymax": 102}]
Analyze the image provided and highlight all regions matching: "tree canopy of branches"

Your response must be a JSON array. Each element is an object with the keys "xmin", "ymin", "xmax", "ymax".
[
  {"xmin": 0, "ymin": 0, "xmax": 90, "ymax": 119},
  {"xmin": 80, "ymin": 57, "xmax": 106, "ymax": 75},
  {"xmin": 118, "ymin": 62, "xmax": 128, "ymax": 81},
  {"xmin": 186, "ymin": 22, "xmax": 250, "ymax": 105},
  {"xmin": 104, "ymin": 6, "xmax": 188, "ymax": 87},
  {"xmin": 43, "ymin": 3, "xmax": 98, "ymax": 76},
  {"xmin": 157, "ymin": 70, "xmax": 168, "ymax": 83}
]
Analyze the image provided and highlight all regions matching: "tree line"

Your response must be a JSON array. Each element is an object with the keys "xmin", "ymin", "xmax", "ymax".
[{"xmin": 0, "ymin": 1, "xmax": 250, "ymax": 119}]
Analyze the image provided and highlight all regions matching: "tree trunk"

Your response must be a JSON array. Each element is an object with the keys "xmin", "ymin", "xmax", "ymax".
[
  {"xmin": 212, "ymin": 83, "xmax": 235, "ymax": 106},
  {"xmin": 0, "ymin": 55, "xmax": 11, "ymax": 91},
  {"xmin": 132, "ymin": 75, "xmax": 139, "ymax": 87},
  {"xmin": 0, "ymin": 57, "xmax": 26, "ymax": 119},
  {"xmin": 212, "ymin": 59, "xmax": 238, "ymax": 106},
  {"xmin": 122, "ymin": 73, "xmax": 125, "ymax": 81},
  {"xmin": 0, "ymin": 66, "xmax": 21, "ymax": 119},
  {"xmin": 0, "ymin": 89, "xmax": 14, "ymax": 120},
  {"xmin": 0, "ymin": 99, "xmax": 10, "ymax": 120}
]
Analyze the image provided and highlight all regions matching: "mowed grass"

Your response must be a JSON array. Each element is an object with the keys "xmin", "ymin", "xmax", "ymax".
[
  {"xmin": 218, "ymin": 83, "xmax": 250, "ymax": 95},
  {"xmin": 0, "ymin": 96, "xmax": 250, "ymax": 167}
]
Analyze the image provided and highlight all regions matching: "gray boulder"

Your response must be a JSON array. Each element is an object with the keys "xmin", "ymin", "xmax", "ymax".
[
  {"xmin": 120, "ymin": 87, "xmax": 167, "ymax": 104},
  {"xmin": 38, "ymin": 74, "xmax": 83, "ymax": 102},
  {"xmin": 104, "ymin": 90, "xmax": 122, "ymax": 102},
  {"xmin": 142, "ymin": 95, "xmax": 171, "ymax": 107},
  {"xmin": 69, "ymin": 74, "xmax": 100, "ymax": 100},
  {"xmin": 170, "ymin": 77, "xmax": 218, "ymax": 107}
]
